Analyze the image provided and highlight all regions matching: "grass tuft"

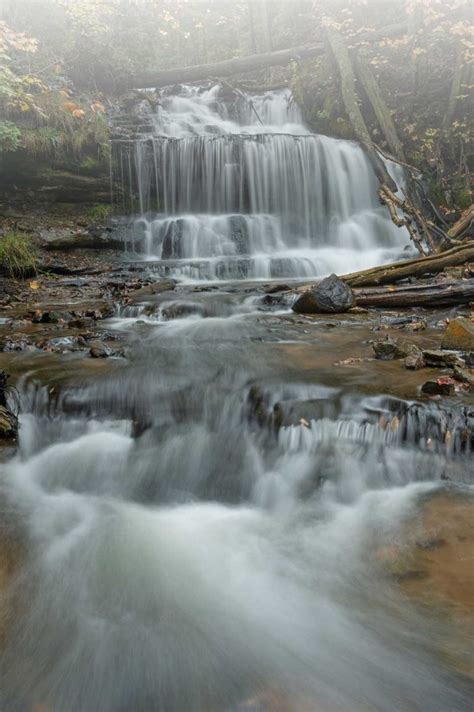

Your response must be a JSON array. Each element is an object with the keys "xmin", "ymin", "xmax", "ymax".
[{"xmin": 0, "ymin": 233, "xmax": 38, "ymax": 278}]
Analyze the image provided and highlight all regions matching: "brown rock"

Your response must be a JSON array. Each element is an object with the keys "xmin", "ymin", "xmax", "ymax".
[
  {"xmin": 405, "ymin": 353, "xmax": 425, "ymax": 370},
  {"xmin": 422, "ymin": 349, "xmax": 464, "ymax": 368},
  {"xmin": 373, "ymin": 337, "xmax": 410, "ymax": 360},
  {"xmin": 441, "ymin": 318, "xmax": 474, "ymax": 351},
  {"xmin": 453, "ymin": 365, "xmax": 474, "ymax": 387}
]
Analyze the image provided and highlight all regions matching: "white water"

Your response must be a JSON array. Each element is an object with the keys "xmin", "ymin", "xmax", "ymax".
[
  {"xmin": 1, "ymin": 85, "xmax": 471, "ymax": 711},
  {"xmin": 118, "ymin": 85, "xmax": 410, "ymax": 280}
]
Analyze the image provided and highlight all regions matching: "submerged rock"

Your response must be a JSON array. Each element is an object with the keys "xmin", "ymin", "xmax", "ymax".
[
  {"xmin": 293, "ymin": 274, "xmax": 354, "ymax": 314},
  {"xmin": 441, "ymin": 317, "xmax": 474, "ymax": 351}
]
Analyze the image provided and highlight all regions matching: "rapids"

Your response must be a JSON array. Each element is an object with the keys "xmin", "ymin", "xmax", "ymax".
[{"xmin": 0, "ymin": 86, "xmax": 472, "ymax": 712}]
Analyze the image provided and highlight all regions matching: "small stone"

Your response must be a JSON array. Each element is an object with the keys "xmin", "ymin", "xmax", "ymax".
[
  {"xmin": 441, "ymin": 317, "xmax": 474, "ymax": 351},
  {"xmin": 421, "ymin": 379, "xmax": 456, "ymax": 396},
  {"xmin": 405, "ymin": 353, "xmax": 425, "ymax": 370},
  {"xmin": 293, "ymin": 274, "xmax": 354, "ymax": 314}
]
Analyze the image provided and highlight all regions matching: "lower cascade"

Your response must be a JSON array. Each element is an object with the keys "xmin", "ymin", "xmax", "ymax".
[{"xmin": 115, "ymin": 85, "xmax": 410, "ymax": 280}]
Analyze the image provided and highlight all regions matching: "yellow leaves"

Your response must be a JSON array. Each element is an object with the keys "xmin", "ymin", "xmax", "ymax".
[
  {"xmin": 58, "ymin": 89, "xmax": 69, "ymax": 98},
  {"xmin": 18, "ymin": 101, "xmax": 30, "ymax": 112},
  {"xmin": 72, "ymin": 109, "xmax": 85, "ymax": 119},
  {"xmin": 412, "ymin": 47, "xmax": 427, "ymax": 57},
  {"xmin": 29, "ymin": 280, "xmax": 40, "ymax": 291},
  {"xmin": 63, "ymin": 100, "xmax": 77, "ymax": 112},
  {"xmin": 90, "ymin": 101, "xmax": 105, "ymax": 113}
]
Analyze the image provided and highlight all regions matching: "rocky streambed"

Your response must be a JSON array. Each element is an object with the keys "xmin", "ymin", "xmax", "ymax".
[{"xmin": 0, "ymin": 233, "xmax": 473, "ymax": 711}]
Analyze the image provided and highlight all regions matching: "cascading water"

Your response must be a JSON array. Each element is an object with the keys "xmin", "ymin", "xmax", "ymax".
[
  {"xmin": 115, "ymin": 84, "xmax": 410, "ymax": 280},
  {"xmin": 0, "ymin": 84, "xmax": 472, "ymax": 712}
]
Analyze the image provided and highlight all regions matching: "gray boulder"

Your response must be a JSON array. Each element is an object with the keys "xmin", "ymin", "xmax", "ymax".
[{"xmin": 293, "ymin": 274, "xmax": 354, "ymax": 314}]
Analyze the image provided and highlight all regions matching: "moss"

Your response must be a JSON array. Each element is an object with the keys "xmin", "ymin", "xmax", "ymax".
[
  {"xmin": 0, "ymin": 233, "xmax": 37, "ymax": 278},
  {"xmin": 87, "ymin": 204, "xmax": 112, "ymax": 221}
]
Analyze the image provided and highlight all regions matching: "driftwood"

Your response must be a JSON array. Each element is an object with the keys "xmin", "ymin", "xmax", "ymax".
[
  {"xmin": 342, "ymin": 242, "xmax": 474, "ymax": 288},
  {"xmin": 448, "ymin": 205, "xmax": 474, "ymax": 239},
  {"xmin": 353, "ymin": 280, "xmax": 474, "ymax": 308}
]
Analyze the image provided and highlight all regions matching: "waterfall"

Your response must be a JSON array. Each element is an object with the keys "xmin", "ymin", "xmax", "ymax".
[{"xmin": 113, "ymin": 84, "xmax": 410, "ymax": 280}]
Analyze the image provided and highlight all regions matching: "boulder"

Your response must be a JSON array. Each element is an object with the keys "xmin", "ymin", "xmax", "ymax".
[
  {"xmin": 161, "ymin": 301, "xmax": 205, "ymax": 320},
  {"xmin": 441, "ymin": 318, "xmax": 474, "ymax": 351},
  {"xmin": 373, "ymin": 337, "xmax": 410, "ymax": 360},
  {"xmin": 293, "ymin": 274, "xmax": 354, "ymax": 314},
  {"xmin": 421, "ymin": 379, "xmax": 456, "ymax": 396}
]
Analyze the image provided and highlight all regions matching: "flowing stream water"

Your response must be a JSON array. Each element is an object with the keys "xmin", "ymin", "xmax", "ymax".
[{"xmin": 0, "ymin": 87, "xmax": 472, "ymax": 711}]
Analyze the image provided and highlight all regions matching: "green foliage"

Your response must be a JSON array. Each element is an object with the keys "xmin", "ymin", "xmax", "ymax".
[
  {"xmin": 87, "ymin": 204, "xmax": 112, "ymax": 221},
  {"xmin": 0, "ymin": 120, "xmax": 21, "ymax": 151},
  {"xmin": 0, "ymin": 233, "xmax": 38, "ymax": 278}
]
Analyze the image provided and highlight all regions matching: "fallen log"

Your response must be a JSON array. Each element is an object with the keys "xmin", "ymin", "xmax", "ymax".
[
  {"xmin": 353, "ymin": 280, "xmax": 474, "ymax": 308},
  {"xmin": 448, "ymin": 205, "xmax": 473, "ymax": 239},
  {"xmin": 110, "ymin": 44, "xmax": 323, "ymax": 92},
  {"xmin": 342, "ymin": 243, "xmax": 474, "ymax": 288}
]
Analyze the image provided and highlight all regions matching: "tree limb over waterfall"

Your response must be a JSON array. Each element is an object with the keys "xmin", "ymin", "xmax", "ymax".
[
  {"xmin": 109, "ymin": 22, "xmax": 409, "ymax": 92},
  {"xmin": 112, "ymin": 45, "xmax": 324, "ymax": 92}
]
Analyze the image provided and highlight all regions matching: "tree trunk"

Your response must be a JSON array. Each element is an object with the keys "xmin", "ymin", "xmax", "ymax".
[
  {"xmin": 448, "ymin": 205, "xmax": 473, "ymax": 239},
  {"xmin": 342, "ymin": 242, "xmax": 474, "ymax": 287},
  {"xmin": 353, "ymin": 280, "xmax": 474, "ymax": 308},
  {"xmin": 110, "ymin": 44, "xmax": 324, "ymax": 92},
  {"xmin": 326, "ymin": 28, "xmax": 397, "ymax": 192},
  {"xmin": 355, "ymin": 51, "xmax": 406, "ymax": 162},
  {"xmin": 443, "ymin": 46, "xmax": 464, "ymax": 131}
]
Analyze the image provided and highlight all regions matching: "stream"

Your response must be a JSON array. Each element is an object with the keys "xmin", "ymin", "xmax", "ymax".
[{"xmin": 0, "ymin": 86, "xmax": 472, "ymax": 711}]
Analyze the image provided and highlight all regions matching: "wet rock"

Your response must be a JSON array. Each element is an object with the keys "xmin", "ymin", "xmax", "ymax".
[
  {"xmin": 373, "ymin": 337, "xmax": 410, "ymax": 360},
  {"xmin": 89, "ymin": 342, "xmax": 114, "ymax": 358},
  {"xmin": 161, "ymin": 302, "xmax": 205, "ymax": 320},
  {"xmin": 441, "ymin": 317, "xmax": 474, "ymax": 351},
  {"xmin": 130, "ymin": 279, "xmax": 176, "ymax": 298},
  {"xmin": 453, "ymin": 365, "xmax": 474, "ymax": 388},
  {"xmin": 405, "ymin": 353, "xmax": 425, "ymax": 370},
  {"xmin": 422, "ymin": 349, "xmax": 464, "ymax": 368},
  {"xmin": 0, "ymin": 406, "xmax": 17, "ymax": 440},
  {"xmin": 0, "ymin": 337, "xmax": 35, "ymax": 352},
  {"xmin": 38, "ymin": 227, "xmax": 123, "ymax": 251},
  {"xmin": 293, "ymin": 274, "xmax": 354, "ymax": 314},
  {"xmin": 421, "ymin": 379, "xmax": 456, "ymax": 396},
  {"xmin": 247, "ymin": 385, "xmax": 269, "ymax": 427},
  {"xmin": 161, "ymin": 219, "xmax": 185, "ymax": 259}
]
